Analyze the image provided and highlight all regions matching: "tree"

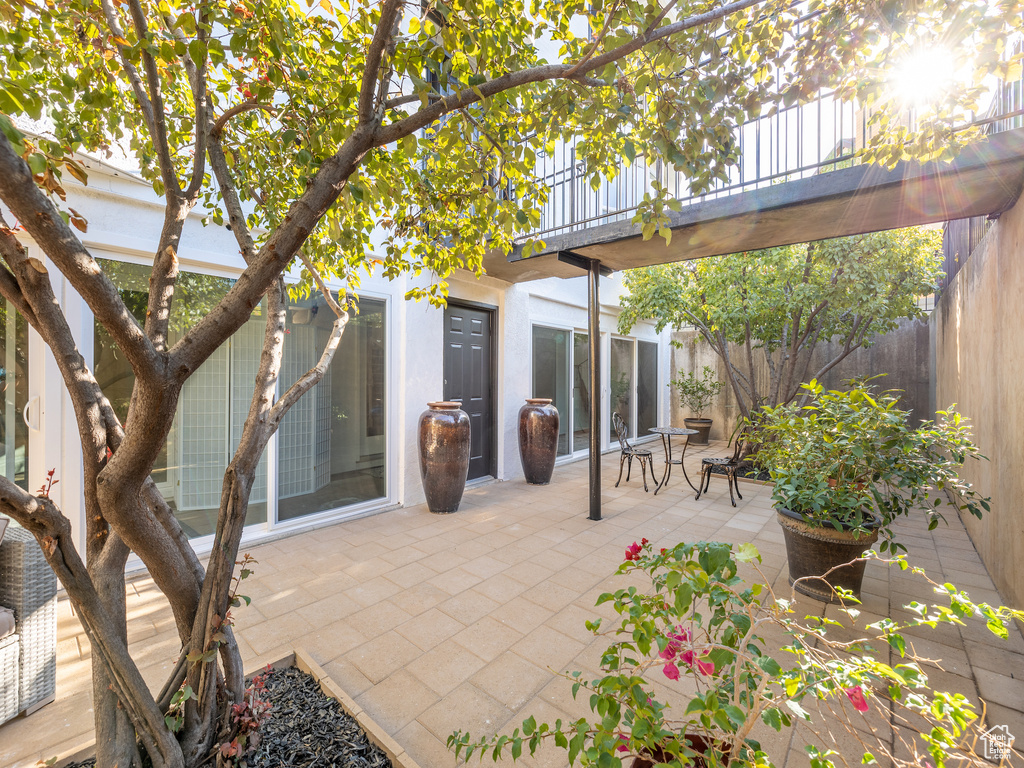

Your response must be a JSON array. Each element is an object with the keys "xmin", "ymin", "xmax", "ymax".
[
  {"xmin": 617, "ymin": 228, "xmax": 943, "ymax": 421},
  {"xmin": 0, "ymin": 0, "xmax": 1019, "ymax": 766}
]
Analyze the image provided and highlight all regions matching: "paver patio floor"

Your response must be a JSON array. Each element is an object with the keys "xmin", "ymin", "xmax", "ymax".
[{"xmin": 2, "ymin": 442, "xmax": 1022, "ymax": 767}]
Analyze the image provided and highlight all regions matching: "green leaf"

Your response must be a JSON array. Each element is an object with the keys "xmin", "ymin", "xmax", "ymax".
[{"xmin": 188, "ymin": 40, "xmax": 206, "ymax": 68}]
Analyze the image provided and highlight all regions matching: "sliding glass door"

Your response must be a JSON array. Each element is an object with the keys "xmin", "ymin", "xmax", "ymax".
[{"xmin": 94, "ymin": 259, "xmax": 386, "ymax": 540}]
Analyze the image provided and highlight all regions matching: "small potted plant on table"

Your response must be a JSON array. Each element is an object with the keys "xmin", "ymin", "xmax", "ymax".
[
  {"xmin": 753, "ymin": 379, "xmax": 989, "ymax": 602},
  {"xmin": 671, "ymin": 365, "xmax": 723, "ymax": 445}
]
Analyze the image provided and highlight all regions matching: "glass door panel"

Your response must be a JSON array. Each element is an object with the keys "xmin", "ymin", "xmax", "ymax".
[
  {"xmin": 610, "ymin": 338, "xmax": 635, "ymax": 439},
  {"xmin": 532, "ymin": 326, "xmax": 570, "ymax": 456},
  {"xmin": 0, "ymin": 299, "xmax": 28, "ymax": 489},
  {"xmin": 637, "ymin": 341, "xmax": 658, "ymax": 435},
  {"xmin": 572, "ymin": 332, "xmax": 590, "ymax": 454},
  {"xmin": 277, "ymin": 295, "xmax": 387, "ymax": 522}
]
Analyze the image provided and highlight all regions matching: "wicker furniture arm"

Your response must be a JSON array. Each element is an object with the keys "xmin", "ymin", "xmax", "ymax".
[{"xmin": 0, "ymin": 525, "xmax": 57, "ymax": 718}]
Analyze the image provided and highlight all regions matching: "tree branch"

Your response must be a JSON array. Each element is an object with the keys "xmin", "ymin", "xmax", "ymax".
[
  {"xmin": 0, "ymin": 133, "xmax": 164, "ymax": 382},
  {"xmin": 383, "ymin": 91, "xmax": 442, "ymax": 110},
  {"xmin": 358, "ymin": 0, "xmax": 404, "ymax": 123},
  {"xmin": 126, "ymin": 0, "xmax": 184, "ymax": 199},
  {"xmin": 207, "ymin": 133, "xmax": 257, "ymax": 263},
  {"xmin": 563, "ymin": 0, "xmax": 628, "ymax": 78},
  {"xmin": 183, "ymin": 2, "xmax": 211, "ymax": 201},
  {"xmin": 297, "ymin": 251, "xmax": 347, "ymax": 319},
  {"xmin": 210, "ymin": 101, "xmax": 276, "ymax": 138},
  {"xmin": 0, "ymin": 224, "xmax": 38, "ymax": 327},
  {"xmin": 99, "ymin": 0, "xmax": 160, "ymax": 160}
]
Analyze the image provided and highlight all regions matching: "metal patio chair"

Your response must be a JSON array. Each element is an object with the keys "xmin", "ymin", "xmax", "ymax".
[
  {"xmin": 696, "ymin": 427, "xmax": 754, "ymax": 507},
  {"xmin": 613, "ymin": 412, "xmax": 655, "ymax": 492}
]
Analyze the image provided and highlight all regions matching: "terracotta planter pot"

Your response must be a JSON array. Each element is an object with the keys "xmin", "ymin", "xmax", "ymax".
[
  {"xmin": 418, "ymin": 402, "xmax": 471, "ymax": 514},
  {"xmin": 630, "ymin": 734, "xmax": 731, "ymax": 768},
  {"xmin": 776, "ymin": 507, "xmax": 880, "ymax": 603},
  {"xmin": 518, "ymin": 398, "xmax": 559, "ymax": 485},
  {"xmin": 683, "ymin": 417, "xmax": 712, "ymax": 445}
]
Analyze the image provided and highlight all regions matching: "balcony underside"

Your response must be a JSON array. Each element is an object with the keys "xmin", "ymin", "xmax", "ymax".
[{"xmin": 482, "ymin": 127, "xmax": 1024, "ymax": 283}]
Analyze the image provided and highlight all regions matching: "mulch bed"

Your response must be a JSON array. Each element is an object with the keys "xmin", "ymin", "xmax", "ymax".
[
  {"xmin": 65, "ymin": 667, "xmax": 392, "ymax": 768},
  {"xmin": 252, "ymin": 667, "xmax": 391, "ymax": 767}
]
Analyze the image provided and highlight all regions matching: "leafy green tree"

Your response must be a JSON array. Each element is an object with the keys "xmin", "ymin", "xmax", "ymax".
[
  {"xmin": 618, "ymin": 228, "xmax": 944, "ymax": 421},
  {"xmin": 0, "ymin": 0, "xmax": 1019, "ymax": 765}
]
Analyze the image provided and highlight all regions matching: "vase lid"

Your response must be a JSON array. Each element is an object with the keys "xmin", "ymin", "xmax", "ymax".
[
  {"xmin": 525, "ymin": 398, "xmax": 553, "ymax": 405},
  {"xmin": 427, "ymin": 401, "xmax": 463, "ymax": 409}
]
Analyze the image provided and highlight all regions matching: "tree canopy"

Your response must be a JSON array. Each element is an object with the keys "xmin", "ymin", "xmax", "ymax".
[
  {"xmin": 617, "ymin": 227, "xmax": 944, "ymax": 420},
  {"xmin": 0, "ymin": 0, "xmax": 1021, "ymax": 766}
]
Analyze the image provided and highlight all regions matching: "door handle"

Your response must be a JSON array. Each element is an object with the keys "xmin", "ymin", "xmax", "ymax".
[{"xmin": 22, "ymin": 395, "xmax": 40, "ymax": 431}]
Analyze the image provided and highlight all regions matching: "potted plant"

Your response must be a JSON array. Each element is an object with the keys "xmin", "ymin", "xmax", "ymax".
[
  {"xmin": 449, "ymin": 539, "xmax": 1023, "ymax": 768},
  {"xmin": 670, "ymin": 366, "xmax": 723, "ymax": 445},
  {"xmin": 752, "ymin": 379, "xmax": 989, "ymax": 602}
]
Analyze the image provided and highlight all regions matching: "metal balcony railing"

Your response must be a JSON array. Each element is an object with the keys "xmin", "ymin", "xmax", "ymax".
[{"xmin": 523, "ymin": 34, "xmax": 1024, "ymax": 243}]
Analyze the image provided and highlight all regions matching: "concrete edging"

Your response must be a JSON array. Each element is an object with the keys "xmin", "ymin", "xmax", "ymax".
[{"xmin": 293, "ymin": 646, "xmax": 424, "ymax": 768}]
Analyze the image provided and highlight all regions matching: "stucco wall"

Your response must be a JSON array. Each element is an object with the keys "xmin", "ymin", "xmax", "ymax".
[
  {"xmin": 932, "ymin": 193, "xmax": 1024, "ymax": 610},
  {"xmin": 669, "ymin": 316, "xmax": 932, "ymax": 441}
]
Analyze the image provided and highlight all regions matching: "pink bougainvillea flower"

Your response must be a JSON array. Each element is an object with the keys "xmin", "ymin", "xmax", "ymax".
[
  {"xmin": 616, "ymin": 735, "xmax": 630, "ymax": 753},
  {"xmin": 669, "ymin": 625, "xmax": 690, "ymax": 643},
  {"xmin": 663, "ymin": 661, "xmax": 680, "ymax": 680},
  {"xmin": 641, "ymin": 537, "xmax": 649, "ymax": 546},
  {"xmin": 679, "ymin": 649, "xmax": 695, "ymax": 667},
  {"xmin": 696, "ymin": 653, "xmax": 715, "ymax": 676},
  {"xmin": 659, "ymin": 644, "xmax": 678, "ymax": 660},
  {"xmin": 624, "ymin": 542, "xmax": 642, "ymax": 561},
  {"xmin": 845, "ymin": 686, "xmax": 869, "ymax": 713}
]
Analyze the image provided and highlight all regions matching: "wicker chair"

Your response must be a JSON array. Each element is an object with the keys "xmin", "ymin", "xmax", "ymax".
[
  {"xmin": 613, "ymin": 412, "xmax": 656, "ymax": 492},
  {"xmin": 0, "ymin": 524, "xmax": 57, "ymax": 724},
  {"xmin": 695, "ymin": 428, "xmax": 754, "ymax": 508}
]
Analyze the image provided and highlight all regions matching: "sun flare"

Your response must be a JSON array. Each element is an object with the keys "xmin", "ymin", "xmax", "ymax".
[{"xmin": 892, "ymin": 48, "xmax": 958, "ymax": 107}]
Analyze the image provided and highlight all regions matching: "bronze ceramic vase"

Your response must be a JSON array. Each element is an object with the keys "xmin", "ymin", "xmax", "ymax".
[
  {"xmin": 518, "ymin": 398, "xmax": 559, "ymax": 485},
  {"xmin": 418, "ymin": 401, "xmax": 471, "ymax": 514}
]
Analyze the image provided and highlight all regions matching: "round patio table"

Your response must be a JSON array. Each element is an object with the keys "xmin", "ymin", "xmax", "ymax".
[{"xmin": 648, "ymin": 426, "xmax": 699, "ymax": 495}]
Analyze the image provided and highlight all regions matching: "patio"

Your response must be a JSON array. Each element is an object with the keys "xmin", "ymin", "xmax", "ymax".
[{"xmin": 2, "ymin": 441, "xmax": 1022, "ymax": 768}]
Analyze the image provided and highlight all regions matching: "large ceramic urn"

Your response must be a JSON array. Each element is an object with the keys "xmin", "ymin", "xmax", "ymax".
[
  {"xmin": 518, "ymin": 398, "xmax": 559, "ymax": 485},
  {"xmin": 418, "ymin": 401, "xmax": 471, "ymax": 514},
  {"xmin": 776, "ymin": 506, "xmax": 880, "ymax": 603}
]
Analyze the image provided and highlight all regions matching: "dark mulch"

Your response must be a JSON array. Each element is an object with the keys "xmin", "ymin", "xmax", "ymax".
[
  {"xmin": 252, "ymin": 667, "xmax": 391, "ymax": 767},
  {"xmin": 64, "ymin": 667, "xmax": 391, "ymax": 768}
]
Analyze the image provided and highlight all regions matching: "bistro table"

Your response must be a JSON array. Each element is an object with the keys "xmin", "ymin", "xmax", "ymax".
[{"xmin": 648, "ymin": 426, "xmax": 699, "ymax": 495}]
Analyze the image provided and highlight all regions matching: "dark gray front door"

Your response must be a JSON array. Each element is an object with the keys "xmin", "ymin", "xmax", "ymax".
[{"xmin": 443, "ymin": 304, "xmax": 494, "ymax": 480}]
